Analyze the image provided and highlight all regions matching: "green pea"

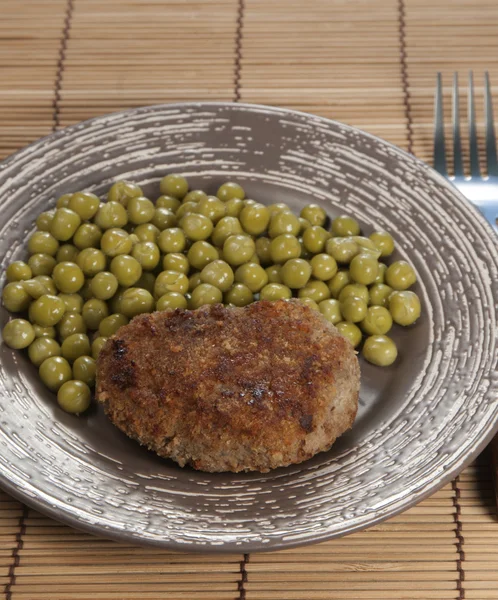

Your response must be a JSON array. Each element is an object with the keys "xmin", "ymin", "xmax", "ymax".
[
  {"xmin": 351, "ymin": 236, "xmax": 381, "ymax": 259},
  {"xmin": 2, "ymin": 282, "xmax": 31, "ymax": 312},
  {"xmin": 98, "ymin": 313, "xmax": 129, "ymax": 337},
  {"xmin": 299, "ymin": 218, "xmax": 311, "ymax": 234},
  {"xmin": 265, "ymin": 264, "xmax": 282, "ymax": 283},
  {"xmin": 119, "ymin": 288, "xmax": 155, "ymax": 318},
  {"xmin": 234, "ymin": 263, "xmax": 268, "ymax": 293},
  {"xmin": 52, "ymin": 262, "xmax": 85, "ymax": 294},
  {"xmin": 156, "ymin": 292, "xmax": 188, "ymax": 311},
  {"xmin": 188, "ymin": 283, "xmax": 223, "ymax": 309},
  {"xmin": 135, "ymin": 272, "xmax": 156, "ymax": 295},
  {"xmin": 56, "ymin": 244, "xmax": 79, "ymax": 263},
  {"xmin": 360, "ymin": 305, "xmax": 393, "ymax": 335},
  {"xmin": 211, "ymin": 217, "xmax": 243, "ymax": 247},
  {"xmin": 224, "ymin": 283, "xmax": 254, "ymax": 307},
  {"xmin": 340, "ymin": 296, "xmax": 367, "ymax": 323},
  {"xmin": 300, "ymin": 204, "xmax": 327, "ymax": 227},
  {"xmin": 33, "ymin": 325, "xmax": 56, "ymax": 339},
  {"xmin": 27, "ymin": 253, "xmax": 56, "ymax": 276},
  {"xmin": 266, "ymin": 203, "xmax": 289, "ymax": 217},
  {"xmin": 385, "ymin": 261, "xmax": 417, "ymax": 290},
  {"xmin": 110, "ymin": 255, "xmax": 142, "ymax": 287},
  {"xmin": 56, "ymin": 194, "xmax": 72, "ymax": 208},
  {"xmin": 79, "ymin": 279, "xmax": 94, "ymax": 302},
  {"xmin": 216, "ymin": 182, "xmax": 245, "ymax": 202},
  {"xmin": 28, "ymin": 231, "xmax": 59, "ymax": 256},
  {"xmin": 188, "ymin": 273, "xmax": 203, "ymax": 292},
  {"xmin": 195, "ymin": 196, "xmax": 226, "ymax": 223},
  {"xmin": 39, "ymin": 356, "xmax": 72, "ymax": 391},
  {"xmin": 131, "ymin": 242, "xmax": 161, "ymax": 271},
  {"xmin": 61, "ymin": 333, "xmax": 91, "ymax": 362},
  {"xmin": 187, "ymin": 241, "xmax": 219, "ymax": 270},
  {"xmin": 223, "ymin": 234, "xmax": 256, "ymax": 266},
  {"xmin": 369, "ymin": 230, "xmax": 395, "ymax": 257},
  {"xmin": 225, "ymin": 197, "xmax": 244, "ymax": 218},
  {"xmin": 92, "ymin": 336, "xmax": 108, "ymax": 359},
  {"xmin": 36, "ymin": 210, "xmax": 55, "ymax": 232},
  {"xmin": 73, "ymin": 355, "xmax": 97, "ymax": 387},
  {"xmin": 269, "ymin": 234, "xmax": 301, "ymax": 264},
  {"xmin": 318, "ymin": 299, "xmax": 342, "ymax": 324},
  {"xmin": 151, "ymin": 207, "xmax": 177, "ymax": 231},
  {"xmin": 388, "ymin": 290, "xmax": 421, "ymax": 326},
  {"xmin": 298, "ymin": 298, "xmax": 320, "ymax": 311},
  {"xmin": 57, "ymin": 380, "xmax": 92, "ymax": 414},
  {"xmin": 328, "ymin": 271, "xmax": 352, "ymax": 298},
  {"xmin": 255, "ymin": 237, "xmax": 272, "ymax": 266},
  {"xmin": 156, "ymin": 194, "xmax": 180, "ymax": 211},
  {"xmin": 23, "ymin": 277, "xmax": 54, "ymax": 299},
  {"xmin": 133, "ymin": 223, "xmax": 160, "ymax": 243},
  {"xmin": 280, "ymin": 258, "xmax": 312, "ymax": 289},
  {"xmin": 28, "ymin": 337, "xmax": 61, "ymax": 367},
  {"xmin": 259, "ymin": 283, "xmax": 292, "ymax": 301},
  {"xmin": 331, "ymin": 215, "xmax": 361, "ymax": 237},
  {"xmin": 240, "ymin": 203, "xmax": 270, "ymax": 236},
  {"xmin": 100, "ymin": 228, "xmax": 132, "ymax": 257},
  {"xmin": 338, "ymin": 283, "xmax": 369, "ymax": 304},
  {"xmin": 2, "ymin": 319, "xmax": 35, "ymax": 349},
  {"xmin": 349, "ymin": 254, "xmax": 379, "ymax": 285},
  {"xmin": 175, "ymin": 202, "xmax": 196, "ymax": 220},
  {"xmin": 68, "ymin": 192, "xmax": 100, "ymax": 220},
  {"xmin": 160, "ymin": 174, "xmax": 189, "ymax": 199},
  {"xmin": 127, "ymin": 196, "xmax": 156, "ymax": 225},
  {"xmin": 82, "ymin": 299, "xmax": 109, "ymax": 330},
  {"xmin": 30, "ymin": 294, "xmax": 66, "ymax": 326},
  {"xmin": 181, "ymin": 213, "xmax": 213, "ymax": 241},
  {"xmin": 302, "ymin": 226, "xmax": 330, "ymax": 254},
  {"xmin": 200, "ymin": 260, "xmax": 234, "ymax": 292},
  {"xmin": 76, "ymin": 248, "xmax": 106, "ymax": 277},
  {"xmin": 298, "ymin": 280, "xmax": 330, "ymax": 303},
  {"xmin": 374, "ymin": 262, "xmax": 387, "ymax": 284},
  {"xmin": 363, "ymin": 334, "xmax": 398, "ymax": 366},
  {"xmin": 310, "ymin": 254, "xmax": 338, "ymax": 281},
  {"xmin": 6, "ymin": 261, "xmax": 32, "ymax": 282},
  {"xmin": 107, "ymin": 180, "xmax": 143, "ymax": 207},
  {"xmin": 154, "ymin": 270, "xmax": 189, "ymax": 297},
  {"xmin": 336, "ymin": 322, "xmax": 362, "ymax": 348},
  {"xmin": 57, "ymin": 312, "xmax": 87, "ymax": 339},
  {"xmin": 158, "ymin": 227, "xmax": 187, "ymax": 254},
  {"xmin": 326, "ymin": 237, "xmax": 359, "ymax": 264},
  {"xmin": 73, "ymin": 223, "xmax": 102, "ymax": 250},
  {"xmin": 90, "ymin": 271, "xmax": 119, "ymax": 301},
  {"xmin": 162, "ymin": 252, "xmax": 190, "ymax": 274},
  {"xmin": 183, "ymin": 190, "xmax": 207, "ymax": 204},
  {"xmin": 50, "ymin": 208, "xmax": 81, "ymax": 242},
  {"xmin": 94, "ymin": 202, "xmax": 128, "ymax": 230},
  {"xmin": 268, "ymin": 211, "xmax": 300, "ymax": 238},
  {"xmin": 369, "ymin": 283, "xmax": 393, "ymax": 307}
]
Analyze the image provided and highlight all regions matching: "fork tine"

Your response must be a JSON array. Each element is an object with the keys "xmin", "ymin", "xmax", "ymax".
[
  {"xmin": 452, "ymin": 73, "xmax": 464, "ymax": 176},
  {"xmin": 468, "ymin": 70, "xmax": 481, "ymax": 177},
  {"xmin": 484, "ymin": 71, "xmax": 498, "ymax": 176},
  {"xmin": 434, "ymin": 73, "xmax": 447, "ymax": 176}
]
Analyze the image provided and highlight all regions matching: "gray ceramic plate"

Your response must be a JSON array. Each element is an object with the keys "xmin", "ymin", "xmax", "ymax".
[{"xmin": 0, "ymin": 103, "xmax": 497, "ymax": 552}]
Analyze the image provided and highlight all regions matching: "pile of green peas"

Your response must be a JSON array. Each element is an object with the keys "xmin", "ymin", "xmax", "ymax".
[{"xmin": 1, "ymin": 174, "xmax": 421, "ymax": 413}]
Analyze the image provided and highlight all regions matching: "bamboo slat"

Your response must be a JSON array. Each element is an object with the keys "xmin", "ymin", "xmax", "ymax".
[{"xmin": 1, "ymin": 0, "xmax": 498, "ymax": 599}]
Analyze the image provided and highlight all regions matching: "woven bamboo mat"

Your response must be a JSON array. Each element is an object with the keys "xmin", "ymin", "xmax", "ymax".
[{"xmin": 1, "ymin": 0, "xmax": 498, "ymax": 598}]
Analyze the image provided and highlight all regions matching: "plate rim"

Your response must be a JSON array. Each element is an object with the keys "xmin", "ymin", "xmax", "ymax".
[{"xmin": 1, "ymin": 101, "xmax": 497, "ymax": 552}]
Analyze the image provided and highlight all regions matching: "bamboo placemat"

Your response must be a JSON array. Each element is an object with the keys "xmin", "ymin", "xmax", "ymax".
[{"xmin": 1, "ymin": 0, "xmax": 498, "ymax": 598}]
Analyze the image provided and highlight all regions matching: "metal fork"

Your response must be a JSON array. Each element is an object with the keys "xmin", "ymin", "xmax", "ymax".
[
  {"xmin": 434, "ymin": 71, "xmax": 498, "ymax": 233},
  {"xmin": 435, "ymin": 73, "xmax": 498, "ymax": 511}
]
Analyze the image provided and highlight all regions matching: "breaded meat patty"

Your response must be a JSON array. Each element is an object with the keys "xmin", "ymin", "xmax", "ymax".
[{"xmin": 96, "ymin": 300, "xmax": 360, "ymax": 472}]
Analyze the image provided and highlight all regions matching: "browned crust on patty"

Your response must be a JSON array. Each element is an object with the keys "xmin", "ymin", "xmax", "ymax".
[{"xmin": 96, "ymin": 300, "xmax": 360, "ymax": 472}]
